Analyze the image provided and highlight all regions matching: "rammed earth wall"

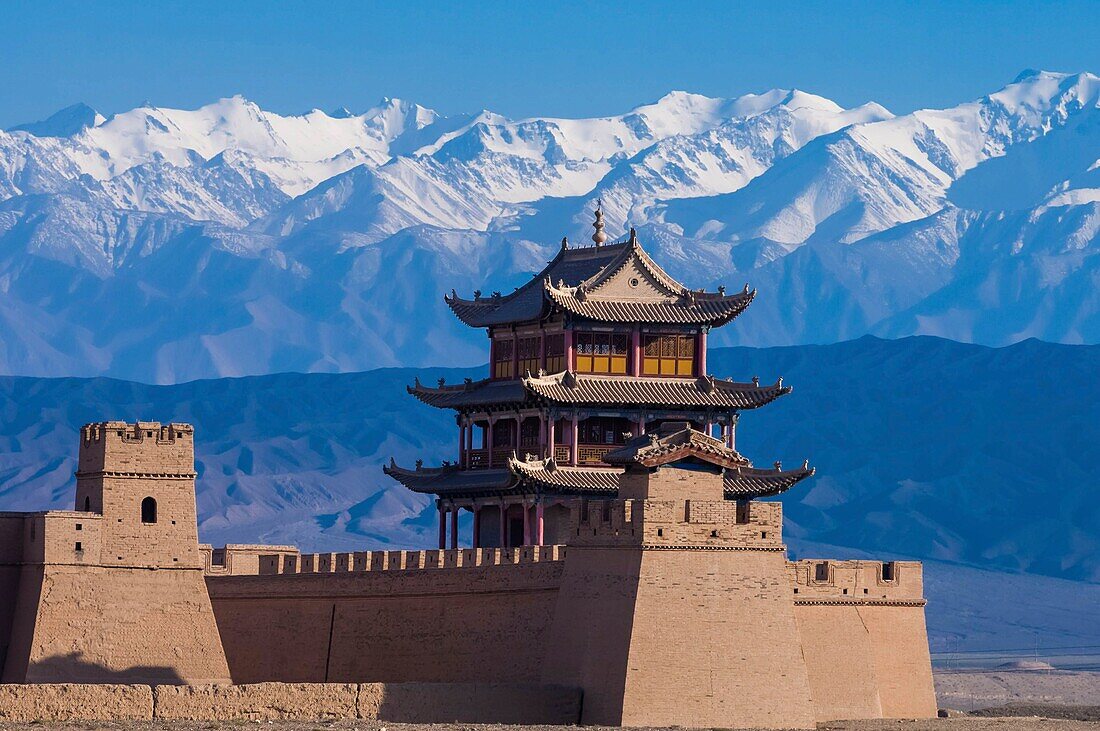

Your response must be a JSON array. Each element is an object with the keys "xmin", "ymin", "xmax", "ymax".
[{"xmin": 0, "ymin": 682, "xmax": 583, "ymax": 723}]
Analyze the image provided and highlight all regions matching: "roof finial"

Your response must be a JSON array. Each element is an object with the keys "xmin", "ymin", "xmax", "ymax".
[
  {"xmin": 592, "ymin": 199, "xmax": 607, "ymax": 246},
  {"xmin": 628, "ymin": 226, "xmax": 637, "ymax": 245},
  {"xmin": 561, "ymin": 236, "xmax": 569, "ymax": 250}
]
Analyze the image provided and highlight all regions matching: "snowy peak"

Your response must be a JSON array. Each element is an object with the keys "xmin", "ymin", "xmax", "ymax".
[{"xmin": 10, "ymin": 102, "xmax": 105, "ymax": 137}]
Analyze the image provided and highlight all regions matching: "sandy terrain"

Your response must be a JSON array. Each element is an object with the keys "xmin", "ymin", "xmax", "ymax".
[{"xmin": 0, "ymin": 715, "xmax": 1099, "ymax": 731}]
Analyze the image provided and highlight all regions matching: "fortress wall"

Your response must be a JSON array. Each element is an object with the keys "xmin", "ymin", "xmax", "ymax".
[
  {"xmin": 0, "ymin": 683, "xmax": 154, "ymax": 721},
  {"xmin": 793, "ymin": 603, "xmax": 884, "ymax": 721},
  {"xmin": 207, "ymin": 556, "xmax": 565, "ymax": 684},
  {"xmin": 620, "ymin": 548, "xmax": 816, "ymax": 729},
  {"xmin": 0, "ymin": 516, "xmax": 27, "ymax": 674},
  {"xmin": 857, "ymin": 604, "xmax": 938, "ymax": 718},
  {"xmin": 790, "ymin": 560, "xmax": 936, "ymax": 720},
  {"xmin": 6, "ymin": 564, "xmax": 230, "ymax": 684}
]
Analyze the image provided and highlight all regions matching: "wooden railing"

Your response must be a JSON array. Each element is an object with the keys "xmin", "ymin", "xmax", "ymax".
[
  {"xmin": 553, "ymin": 445, "xmax": 570, "ymax": 464},
  {"xmin": 578, "ymin": 444, "xmax": 616, "ymax": 465}
]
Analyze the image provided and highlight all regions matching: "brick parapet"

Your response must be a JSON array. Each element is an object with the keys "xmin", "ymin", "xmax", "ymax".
[
  {"xmin": 202, "ymin": 544, "xmax": 566, "ymax": 577},
  {"xmin": 567, "ymin": 497, "xmax": 784, "ymax": 550},
  {"xmin": 789, "ymin": 559, "xmax": 925, "ymax": 605}
]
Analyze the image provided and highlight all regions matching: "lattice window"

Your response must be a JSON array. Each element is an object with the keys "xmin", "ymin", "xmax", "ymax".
[
  {"xmin": 492, "ymin": 420, "xmax": 515, "ymax": 448},
  {"xmin": 520, "ymin": 417, "xmax": 541, "ymax": 447},
  {"xmin": 642, "ymin": 334, "xmax": 696, "ymax": 376},
  {"xmin": 517, "ymin": 336, "xmax": 540, "ymax": 376},
  {"xmin": 493, "ymin": 338, "xmax": 514, "ymax": 379},
  {"xmin": 580, "ymin": 417, "xmax": 630, "ymax": 445},
  {"xmin": 544, "ymin": 333, "xmax": 565, "ymax": 373},
  {"xmin": 575, "ymin": 332, "xmax": 629, "ymax": 374}
]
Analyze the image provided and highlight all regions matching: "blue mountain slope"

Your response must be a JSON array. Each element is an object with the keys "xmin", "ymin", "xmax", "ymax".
[{"xmin": 0, "ymin": 336, "xmax": 1095, "ymax": 585}]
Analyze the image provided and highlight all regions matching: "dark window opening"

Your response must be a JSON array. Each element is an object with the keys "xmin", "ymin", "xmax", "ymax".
[
  {"xmin": 882, "ymin": 561, "xmax": 896, "ymax": 582},
  {"xmin": 74, "ymin": 542, "xmax": 82, "ymax": 552},
  {"xmin": 141, "ymin": 496, "xmax": 158, "ymax": 524},
  {"xmin": 814, "ymin": 561, "xmax": 829, "ymax": 582},
  {"xmin": 736, "ymin": 500, "xmax": 750, "ymax": 524},
  {"xmin": 83, "ymin": 496, "xmax": 91, "ymax": 512},
  {"xmin": 75, "ymin": 523, "xmax": 82, "ymax": 531}
]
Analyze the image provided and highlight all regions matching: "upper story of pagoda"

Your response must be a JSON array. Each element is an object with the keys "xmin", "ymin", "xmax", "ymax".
[{"xmin": 444, "ymin": 207, "xmax": 754, "ymax": 382}]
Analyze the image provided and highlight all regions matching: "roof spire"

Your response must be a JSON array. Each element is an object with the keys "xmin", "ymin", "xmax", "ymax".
[{"xmin": 592, "ymin": 199, "xmax": 607, "ymax": 246}]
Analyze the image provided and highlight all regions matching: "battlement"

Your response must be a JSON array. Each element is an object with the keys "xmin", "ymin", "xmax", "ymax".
[
  {"xmin": 202, "ymin": 544, "xmax": 565, "ymax": 576},
  {"xmin": 566, "ymin": 498, "xmax": 784, "ymax": 549},
  {"xmin": 77, "ymin": 421, "xmax": 195, "ymax": 477},
  {"xmin": 789, "ymin": 559, "xmax": 924, "ymax": 605}
]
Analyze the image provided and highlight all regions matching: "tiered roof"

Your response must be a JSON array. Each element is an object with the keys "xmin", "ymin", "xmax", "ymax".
[
  {"xmin": 384, "ymin": 422, "xmax": 813, "ymax": 500},
  {"xmin": 444, "ymin": 230, "xmax": 754, "ymax": 329},
  {"xmin": 408, "ymin": 372, "xmax": 790, "ymax": 411}
]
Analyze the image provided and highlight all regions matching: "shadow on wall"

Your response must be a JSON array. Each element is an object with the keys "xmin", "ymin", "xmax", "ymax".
[{"xmin": 24, "ymin": 652, "xmax": 186, "ymax": 685}]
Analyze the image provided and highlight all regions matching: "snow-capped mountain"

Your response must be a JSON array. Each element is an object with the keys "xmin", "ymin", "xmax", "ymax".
[{"xmin": 1, "ymin": 71, "xmax": 1099, "ymax": 381}]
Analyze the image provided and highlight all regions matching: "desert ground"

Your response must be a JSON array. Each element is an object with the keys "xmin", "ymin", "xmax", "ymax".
[{"xmin": 0, "ymin": 716, "xmax": 1098, "ymax": 731}]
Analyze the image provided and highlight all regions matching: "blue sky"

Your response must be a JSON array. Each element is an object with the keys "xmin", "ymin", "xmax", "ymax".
[{"xmin": 2, "ymin": 0, "xmax": 1098, "ymax": 127}]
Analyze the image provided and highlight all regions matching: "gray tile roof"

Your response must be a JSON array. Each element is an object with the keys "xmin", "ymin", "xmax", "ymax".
[{"xmin": 522, "ymin": 372, "xmax": 791, "ymax": 409}]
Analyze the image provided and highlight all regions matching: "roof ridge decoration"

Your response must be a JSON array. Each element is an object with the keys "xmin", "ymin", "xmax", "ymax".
[{"xmin": 603, "ymin": 424, "xmax": 753, "ymax": 470}]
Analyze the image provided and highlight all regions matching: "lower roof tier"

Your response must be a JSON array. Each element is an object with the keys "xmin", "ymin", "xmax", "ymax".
[
  {"xmin": 383, "ymin": 457, "xmax": 813, "ymax": 501},
  {"xmin": 409, "ymin": 371, "xmax": 791, "ymax": 412}
]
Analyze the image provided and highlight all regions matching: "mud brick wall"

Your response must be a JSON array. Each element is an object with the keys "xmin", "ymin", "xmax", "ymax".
[{"xmin": 207, "ymin": 560, "xmax": 565, "ymax": 684}]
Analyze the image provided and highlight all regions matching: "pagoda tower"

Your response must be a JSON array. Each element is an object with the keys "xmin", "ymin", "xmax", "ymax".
[{"xmin": 385, "ymin": 206, "xmax": 813, "ymax": 548}]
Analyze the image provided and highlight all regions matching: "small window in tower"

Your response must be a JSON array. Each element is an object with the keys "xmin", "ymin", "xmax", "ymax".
[
  {"xmin": 882, "ymin": 561, "xmax": 897, "ymax": 582},
  {"xmin": 75, "ymin": 523, "xmax": 82, "ymax": 531},
  {"xmin": 814, "ymin": 561, "xmax": 829, "ymax": 582},
  {"xmin": 75, "ymin": 542, "xmax": 82, "ymax": 552},
  {"xmin": 141, "ymin": 496, "xmax": 158, "ymax": 524}
]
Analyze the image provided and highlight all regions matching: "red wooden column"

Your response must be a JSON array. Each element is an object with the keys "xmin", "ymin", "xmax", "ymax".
[
  {"xmin": 536, "ymin": 502, "xmax": 545, "ymax": 545},
  {"xmin": 522, "ymin": 501, "xmax": 531, "ymax": 546},
  {"xmin": 486, "ymin": 419, "xmax": 494, "ymax": 468},
  {"xmin": 458, "ymin": 420, "xmax": 465, "ymax": 466},
  {"xmin": 437, "ymin": 502, "xmax": 446, "ymax": 549},
  {"xmin": 698, "ymin": 329, "xmax": 708, "ymax": 376},
  {"xmin": 472, "ymin": 504, "xmax": 481, "ymax": 548},
  {"xmin": 570, "ymin": 414, "xmax": 579, "ymax": 466},
  {"xmin": 547, "ymin": 417, "xmax": 556, "ymax": 461},
  {"xmin": 466, "ymin": 421, "xmax": 474, "ymax": 468},
  {"xmin": 538, "ymin": 414, "xmax": 546, "ymax": 459},
  {"xmin": 450, "ymin": 505, "xmax": 459, "ymax": 550},
  {"xmin": 564, "ymin": 329, "xmax": 574, "ymax": 371},
  {"xmin": 499, "ymin": 502, "xmax": 507, "ymax": 548},
  {"xmin": 631, "ymin": 326, "xmax": 641, "ymax": 376}
]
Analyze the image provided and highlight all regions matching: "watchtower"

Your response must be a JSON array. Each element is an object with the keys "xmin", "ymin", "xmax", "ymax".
[{"xmin": 75, "ymin": 421, "xmax": 201, "ymax": 569}]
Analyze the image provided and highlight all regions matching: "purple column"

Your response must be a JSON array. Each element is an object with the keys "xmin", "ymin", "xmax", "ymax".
[
  {"xmin": 437, "ymin": 503, "xmax": 446, "ymax": 550},
  {"xmin": 698, "ymin": 330, "xmax": 707, "ymax": 376},
  {"xmin": 522, "ymin": 502, "xmax": 531, "ymax": 546},
  {"xmin": 487, "ymin": 419, "xmax": 494, "ymax": 468},
  {"xmin": 450, "ymin": 506, "xmax": 459, "ymax": 550},
  {"xmin": 536, "ymin": 502, "xmax": 545, "ymax": 546},
  {"xmin": 548, "ymin": 418, "xmax": 556, "ymax": 461},
  {"xmin": 538, "ymin": 414, "xmax": 546, "ymax": 459},
  {"xmin": 570, "ymin": 414, "xmax": 579, "ymax": 466},
  {"xmin": 631, "ymin": 326, "xmax": 641, "ymax": 377},
  {"xmin": 466, "ymin": 422, "xmax": 474, "ymax": 468},
  {"xmin": 472, "ymin": 505, "xmax": 481, "ymax": 548},
  {"xmin": 499, "ymin": 503, "xmax": 508, "ymax": 548},
  {"xmin": 564, "ymin": 329, "xmax": 574, "ymax": 371}
]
